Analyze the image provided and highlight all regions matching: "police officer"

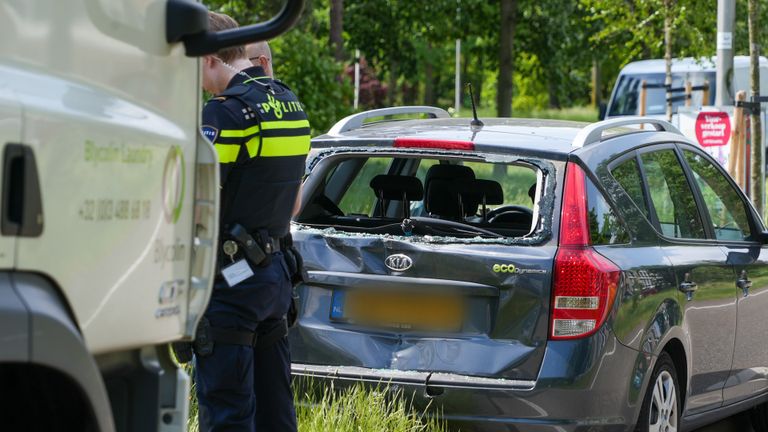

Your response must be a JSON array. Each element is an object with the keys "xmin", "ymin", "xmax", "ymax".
[{"xmin": 195, "ymin": 12, "xmax": 309, "ymax": 432}]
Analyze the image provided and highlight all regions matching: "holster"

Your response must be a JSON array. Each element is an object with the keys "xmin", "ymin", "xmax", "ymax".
[
  {"xmin": 282, "ymin": 234, "xmax": 308, "ymax": 285},
  {"xmin": 227, "ymin": 224, "xmax": 270, "ymax": 268},
  {"xmin": 287, "ymin": 291, "xmax": 299, "ymax": 328},
  {"xmin": 193, "ymin": 316, "xmax": 215, "ymax": 358},
  {"xmin": 170, "ymin": 316, "xmax": 214, "ymax": 363},
  {"xmin": 171, "ymin": 341, "xmax": 193, "ymax": 364},
  {"xmin": 281, "ymin": 234, "xmax": 306, "ymax": 328}
]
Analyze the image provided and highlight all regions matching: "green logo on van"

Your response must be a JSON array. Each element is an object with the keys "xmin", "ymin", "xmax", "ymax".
[{"xmin": 162, "ymin": 146, "xmax": 185, "ymax": 224}]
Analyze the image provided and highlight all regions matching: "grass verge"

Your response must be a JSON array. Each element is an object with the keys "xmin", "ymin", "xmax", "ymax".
[{"xmin": 184, "ymin": 364, "xmax": 447, "ymax": 432}]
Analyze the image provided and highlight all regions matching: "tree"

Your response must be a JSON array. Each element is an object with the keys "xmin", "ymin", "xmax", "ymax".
[
  {"xmin": 497, "ymin": 0, "xmax": 517, "ymax": 117},
  {"xmin": 206, "ymin": 0, "xmax": 353, "ymax": 134},
  {"xmin": 516, "ymin": 0, "xmax": 594, "ymax": 110},
  {"xmin": 330, "ymin": 0, "xmax": 345, "ymax": 61},
  {"xmin": 580, "ymin": 0, "xmax": 717, "ymax": 64}
]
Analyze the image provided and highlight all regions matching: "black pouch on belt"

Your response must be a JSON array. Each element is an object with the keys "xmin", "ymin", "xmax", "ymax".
[
  {"xmin": 290, "ymin": 245, "xmax": 309, "ymax": 285},
  {"xmin": 192, "ymin": 316, "xmax": 214, "ymax": 358},
  {"xmin": 282, "ymin": 234, "xmax": 308, "ymax": 285},
  {"xmin": 171, "ymin": 341, "xmax": 193, "ymax": 364},
  {"xmin": 228, "ymin": 224, "xmax": 270, "ymax": 267}
]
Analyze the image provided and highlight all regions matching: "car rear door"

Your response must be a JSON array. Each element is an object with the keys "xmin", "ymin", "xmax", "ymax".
[
  {"xmin": 678, "ymin": 147, "xmax": 768, "ymax": 405},
  {"xmin": 634, "ymin": 145, "xmax": 736, "ymax": 415},
  {"xmin": 289, "ymin": 152, "xmax": 558, "ymax": 382}
]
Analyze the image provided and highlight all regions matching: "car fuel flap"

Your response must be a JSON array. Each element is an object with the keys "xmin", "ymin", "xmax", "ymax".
[{"xmin": 288, "ymin": 229, "xmax": 555, "ymax": 380}]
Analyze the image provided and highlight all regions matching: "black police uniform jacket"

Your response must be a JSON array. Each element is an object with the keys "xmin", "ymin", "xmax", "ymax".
[{"xmin": 201, "ymin": 66, "xmax": 310, "ymax": 239}]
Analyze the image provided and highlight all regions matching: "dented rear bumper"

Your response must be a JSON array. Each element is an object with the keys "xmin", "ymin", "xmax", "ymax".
[{"xmin": 291, "ymin": 329, "xmax": 649, "ymax": 432}]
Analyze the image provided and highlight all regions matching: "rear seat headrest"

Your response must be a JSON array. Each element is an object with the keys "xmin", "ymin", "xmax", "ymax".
[
  {"xmin": 424, "ymin": 164, "xmax": 475, "ymax": 185},
  {"xmin": 369, "ymin": 174, "xmax": 424, "ymax": 201},
  {"xmin": 424, "ymin": 164, "xmax": 475, "ymax": 214},
  {"xmin": 425, "ymin": 178, "xmax": 479, "ymax": 220},
  {"xmin": 462, "ymin": 179, "xmax": 504, "ymax": 206}
]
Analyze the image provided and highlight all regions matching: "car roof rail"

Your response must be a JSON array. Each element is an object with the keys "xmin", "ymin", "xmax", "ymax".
[
  {"xmin": 327, "ymin": 106, "xmax": 450, "ymax": 135},
  {"xmin": 572, "ymin": 116, "xmax": 682, "ymax": 148}
]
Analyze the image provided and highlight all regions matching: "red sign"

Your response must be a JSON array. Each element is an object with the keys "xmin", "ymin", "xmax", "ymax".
[{"xmin": 695, "ymin": 112, "xmax": 731, "ymax": 147}]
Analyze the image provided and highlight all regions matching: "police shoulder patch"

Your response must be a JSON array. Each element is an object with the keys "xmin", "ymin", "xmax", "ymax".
[{"xmin": 201, "ymin": 125, "xmax": 219, "ymax": 142}]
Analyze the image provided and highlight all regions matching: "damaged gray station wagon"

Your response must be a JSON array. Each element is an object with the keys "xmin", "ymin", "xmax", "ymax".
[{"xmin": 288, "ymin": 106, "xmax": 768, "ymax": 432}]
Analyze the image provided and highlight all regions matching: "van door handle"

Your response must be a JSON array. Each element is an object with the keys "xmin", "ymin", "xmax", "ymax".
[{"xmin": 1, "ymin": 143, "xmax": 43, "ymax": 237}]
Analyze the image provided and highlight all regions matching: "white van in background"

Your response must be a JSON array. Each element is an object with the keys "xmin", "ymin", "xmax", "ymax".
[{"xmin": 603, "ymin": 56, "xmax": 768, "ymax": 119}]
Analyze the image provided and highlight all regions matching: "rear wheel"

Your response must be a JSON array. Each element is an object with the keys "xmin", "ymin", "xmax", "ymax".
[{"xmin": 636, "ymin": 352, "xmax": 679, "ymax": 432}]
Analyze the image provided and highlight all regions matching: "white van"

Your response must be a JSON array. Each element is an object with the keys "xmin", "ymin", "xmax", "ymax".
[{"xmin": 604, "ymin": 56, "xmax": 768, "ymax": 119}]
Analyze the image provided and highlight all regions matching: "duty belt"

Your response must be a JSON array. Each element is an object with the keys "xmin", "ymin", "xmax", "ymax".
[
  {"xmin": 220, "ymin": 223, "xmax": 284, "ymax": 268},
  {"xmin": 209, "ymin": 318, "xmax": 288, "ymax": 350}
]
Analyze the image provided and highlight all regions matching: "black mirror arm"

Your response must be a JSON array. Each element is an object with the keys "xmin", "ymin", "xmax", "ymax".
[{"xmin": 167, "ymin": 0, "xmax": 305, "ymax": 57}]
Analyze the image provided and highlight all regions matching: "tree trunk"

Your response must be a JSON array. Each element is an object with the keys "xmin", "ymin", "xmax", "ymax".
[
  {"xmin": 462, "ymin": 46, "xmax": 471, "ymax": 109},
  {"xmin": 664, "ymin": 0, "xmax": 673, "ymax": 121},
  {"xmin": 388, "ymin": 61, "xmax": 398, "ymax": 107},
  {"xmin": 548, "ymin": 79, "xmax": 561, "ymax": 109},
  {"xmin": 403, "ymin": 81, "xmax": 417, "ymax": 105},
  {"xmin": 424, "ymin": 47, "xmax": 436, "ymax": 106},
  {"xmin": 476, "ymin": 52, "xmax": 485, "ymax": 107},
  {"xmin": 330, "ymin": 0, "xmax": 345, "ymax": 61},
  {"xmin": 497, "ymin": 0, "xmax": 517, "ymax": 117},
  {"xmin": 591, "ymin": 57, "xmax": 601, "ymax": 107},
  {"xmin": 749, "ymin": 0, "xmax": 763, "ymax": 216}
]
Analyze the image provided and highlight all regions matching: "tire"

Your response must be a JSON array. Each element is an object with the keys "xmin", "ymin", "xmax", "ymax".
[
  {"xmin": 751, "ymin": 401, "xmax": 768, "ymax": 432},
  {"xmin": 636, "ymin": 352, "xmax": 680, "ymax": 432}
]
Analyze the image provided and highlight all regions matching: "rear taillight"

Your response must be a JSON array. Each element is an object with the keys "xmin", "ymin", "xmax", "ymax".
[
  {"xmin": 394, "ymin": 137, "xmax": 475, "ymax": 151},
  {"xmin": 550, "ymin": 163, "xmax": 620, "ymax": 340}
]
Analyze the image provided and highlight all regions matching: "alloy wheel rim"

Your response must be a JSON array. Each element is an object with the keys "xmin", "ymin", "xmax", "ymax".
[{"xmin": 649, "ymin": 370, "xmax": 678, "ymax": 432}]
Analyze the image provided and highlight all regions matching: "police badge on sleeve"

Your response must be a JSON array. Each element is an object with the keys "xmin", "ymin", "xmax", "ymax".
[{"xmin": 201, "ymin": 125, "xmax": 219, "ymax": 143}]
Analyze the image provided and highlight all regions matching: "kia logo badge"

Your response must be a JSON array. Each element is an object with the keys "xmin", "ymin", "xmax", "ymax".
[{"xmin": 385, "ymin": 254, "xmax": 413, "ymax": 272}]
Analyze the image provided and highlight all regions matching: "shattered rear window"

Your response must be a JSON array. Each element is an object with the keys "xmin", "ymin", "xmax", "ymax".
[{"xmin": 297, "ymin": 153, "xmax": 551, "ymax": 242}]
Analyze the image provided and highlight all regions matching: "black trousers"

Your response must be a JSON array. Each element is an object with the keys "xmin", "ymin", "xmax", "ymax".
[{"xmin": 195, "ymin": 253, "xmax": 297, "ymax": 432}]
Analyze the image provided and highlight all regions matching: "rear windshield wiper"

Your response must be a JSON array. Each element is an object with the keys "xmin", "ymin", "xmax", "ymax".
[{"xmin": 409, "ymin": 217, "xmax": 503, "ymax": 238}]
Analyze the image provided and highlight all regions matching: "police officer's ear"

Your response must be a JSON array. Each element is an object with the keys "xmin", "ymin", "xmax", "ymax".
[{"xmin": 202, "ymin": 55, "xmax": 217, "ymax": 69}]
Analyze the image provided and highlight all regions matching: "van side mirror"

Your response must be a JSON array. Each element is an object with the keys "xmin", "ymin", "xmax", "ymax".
[
  {"xmin": 166, "ymin": 0, "xmax": 305, "ymax": 57},
  {"xmin": 757, "ymin": 230, "xmax": 768, "ymax": 244},
  {"xmin": 598, "ymin": 103, "xmax": 607, "ymax": 120}
]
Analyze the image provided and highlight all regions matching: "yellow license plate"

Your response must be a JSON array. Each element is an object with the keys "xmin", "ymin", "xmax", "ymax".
[{"xmin": 331, "ymin": 290, "xmax": 463, "ymax": 332}]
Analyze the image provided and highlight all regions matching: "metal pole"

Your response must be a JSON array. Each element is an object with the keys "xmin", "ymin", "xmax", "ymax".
[
  {"xmin": 455, "ymin": 39, "xmax": 461, "ymax": 115},
  {"xmin": 354, "ymin": 49, "xmax": 360, "ymax": 110},
  {"xmin": 716, "ymin": 0, "xmax": 736, "ymax": 106},
  {"xmin": 748, "ymin": 0, "xmax": 763, "ymax": 216}
]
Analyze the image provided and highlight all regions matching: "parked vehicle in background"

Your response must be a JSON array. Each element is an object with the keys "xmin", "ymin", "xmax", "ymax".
[
  {"xmin": 603, "ymin": 56, "xmax": 768, "ymax": 119},
  {"xmin": 290, "ymin": 106, "xmax": 768, "ymax": 432},
  {"xmin": 0, "ymin": 0, "xmax": 302, "ymax": 431}
]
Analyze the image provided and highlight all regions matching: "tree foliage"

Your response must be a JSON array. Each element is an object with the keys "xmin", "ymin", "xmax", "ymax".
[
  {"xmin": 203, "ymin": 0, "xmax": 764, "ymax": 127},
  {"xmin": 205, "ymin": 0, "xmax": 352, "ymax": 135}
]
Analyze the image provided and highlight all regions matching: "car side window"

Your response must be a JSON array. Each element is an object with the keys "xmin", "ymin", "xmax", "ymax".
[
  {"xmin": 336, "ymin": 157, "xmax": 391, "ymax": 216},
  {"xmin": 639, "ymin": 149, "xmax": 706, "ymax": 239},
  {"xmin": 611, "ymin": 157, "xmax": 651, "ymax": 220},
  {"xmin": 586, "ymin": 177, "xmax": 629, "ymax": 245},
  {"xmin": 682, "ymin": 150, "xmax": 751, "ymax": 241}
]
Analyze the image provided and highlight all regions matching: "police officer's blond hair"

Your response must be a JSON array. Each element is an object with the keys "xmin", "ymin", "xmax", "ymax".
[{"xmin": 208, "ymin": 12, "xmax": 246, "ymax": 64}]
